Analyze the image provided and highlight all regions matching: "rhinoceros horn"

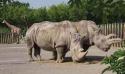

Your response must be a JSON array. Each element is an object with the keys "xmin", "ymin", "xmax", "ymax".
[{"xmin": 77, "ymin": 51, "xmax": 88, "ymax": 60}]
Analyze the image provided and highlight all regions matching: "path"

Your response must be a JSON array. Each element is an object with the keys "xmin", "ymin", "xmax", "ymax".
[{"xmin": 0, "ymin": 44, "xmax": 117, "ymax": 74}]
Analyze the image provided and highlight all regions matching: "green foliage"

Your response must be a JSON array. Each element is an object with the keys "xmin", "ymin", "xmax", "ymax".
[
  {"xmin": 0, "ymin": 27, "xmax": 10, "ymax": 33},
  {"xmin": 0, "ymin": 0, "xmax": 13, "ymax": 6},
  {"xmin": 68, "ymin": 0, "xmax": 82, "ymax": 8},
  {"xmin": 68, "ymin": 0, "xmax": 125, "ymax": 23},
  {"xmin": 102, "ymin": 49, "xmax": 125, "ymax": 74},
  {"xmin": 1, "ymin": 0, "xmax": 125, "ymax": 33},
  {"xmin": 48, "ymin": 4, "xmax": 69, "ymax": 21}
]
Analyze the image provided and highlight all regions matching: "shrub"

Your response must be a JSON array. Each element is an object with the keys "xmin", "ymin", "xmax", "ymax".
[{"xmin": 102, "ymin": 49, "xmax": 125, "ymax": 74}]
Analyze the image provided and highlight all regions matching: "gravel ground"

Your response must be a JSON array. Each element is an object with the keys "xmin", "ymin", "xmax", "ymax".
[{"xmin": 0, "ymin": 44, "xmax": 117, "ymax": 74}]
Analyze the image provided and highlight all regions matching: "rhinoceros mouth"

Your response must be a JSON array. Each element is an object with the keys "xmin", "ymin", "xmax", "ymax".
[
  {"xmin": 72, "ymin": 51, "xmax": 88, "ymax": 62},
  {"xmin": 102, "ymin": 47, "xmax": 112, "ymax": 52},
  {"xmin": 100, "ymin": 46, "xmax": 111, "ymax": 52},
  {"xmin": 95, "ymin": 45, "xmax": 110, "ymax": 52}
]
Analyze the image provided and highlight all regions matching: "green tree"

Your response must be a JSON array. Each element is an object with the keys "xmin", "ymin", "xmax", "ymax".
[
  {"xmin": 47, "ymin": 4, "xmax": 69, "ymax": 21},
  {"xmin": 82, "ymin": 0, "xmax": 125, "ymax": 24},
  {"xmin": 68, "ymin": 0, "xmax": 82, "ymax": 8},
  {"xmin": 0, "ymin": 0, "xmax": 13, "ymax": 7}
]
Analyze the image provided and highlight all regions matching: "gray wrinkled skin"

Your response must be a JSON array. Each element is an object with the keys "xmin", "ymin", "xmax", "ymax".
[
  {"xmin": 26, "ymin": 21, "xmax": 87, "ymax": 63},
  {"xmin": 25, "ymin": 20, "xmax": 121, "ymax": 63},
  {"xmin": 72, "ymin": 20, "xmax": 121, "ymax": 52}
]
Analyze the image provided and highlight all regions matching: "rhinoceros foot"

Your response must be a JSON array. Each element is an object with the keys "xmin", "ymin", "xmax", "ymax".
[
  {"xmin": 29, "ymin": 58, "xmax": 34, "ymax": 62},
  {"xmin": 56, "ymin": 58, "xmax": 64, "ymax": 63}
]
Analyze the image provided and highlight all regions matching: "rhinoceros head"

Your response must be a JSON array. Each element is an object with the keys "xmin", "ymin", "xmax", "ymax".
[
  {"xmin": 93, "ymin": 31, "xmax": 121, "ymax": 52},
  {"xmin": 70, "ymin": 32, "xmax": 88, "ymax": 62}
]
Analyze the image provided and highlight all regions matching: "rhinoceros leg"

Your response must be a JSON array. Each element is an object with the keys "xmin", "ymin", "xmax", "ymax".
[
  {"xmin": 26, "ymin": 38, "xmax": 34, "ymax": 62},
  {"xmin": 62, "ymin": 49, "xmax": 68, "ymax": 59},
  {"xmin": 34, "ymin": 43, "xmax": 41, "ymax": 61},
  {"xmin": 50, "ymin": 51, "xmax": 57, "ymax": 60},
  {"xmin": 51, "ymin": 50, "xmax": 67, "ymax": 61},
  {"xmin": 28, "ymin": 47, "xmax": 34, "ymax": 62},
  {"xmin": 56, "ymin": 47, "xmax": 64, "ymax": 63}
]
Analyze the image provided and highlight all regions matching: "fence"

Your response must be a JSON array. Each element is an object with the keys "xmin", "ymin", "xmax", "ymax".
[
  {"xmin": 0, "ymin": 33, "xmax": 22, "ymax": 44},
  {"xmin": 0, "ymin": 23, "xmax": 125, "ymax": 47},
  {"xmin": 98, "ymin": 23, "xmax": 125, "ymax": 47}
]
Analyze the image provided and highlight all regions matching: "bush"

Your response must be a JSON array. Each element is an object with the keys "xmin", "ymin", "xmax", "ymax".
[{"xmin": 102, "ymin": 49, "xmax": 125, "ymax": 74}]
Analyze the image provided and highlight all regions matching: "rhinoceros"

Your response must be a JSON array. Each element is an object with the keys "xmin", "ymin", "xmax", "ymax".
[
  {"xmin": 25, "ymin": 20, "xmax": 121, "ymax": 63},
  {"xmin": 25, "ymin": 21, "xmax": 88, "ymax": 63},
  {"xmin": 70, "ymin": 20, "xmax": 121, "ymax": 52}
]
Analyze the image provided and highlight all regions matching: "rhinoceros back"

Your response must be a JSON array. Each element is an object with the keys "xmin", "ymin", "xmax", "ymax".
[
  {"xmin": 25, "ymin": 21, "xmax": 52, "ymax": 48},
  {"xmin": 25, "ymin": 21, "xmax": 76, "ymax": 51}
]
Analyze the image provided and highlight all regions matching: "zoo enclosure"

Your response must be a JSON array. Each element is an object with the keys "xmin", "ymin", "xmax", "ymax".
[
  {"xmin": 0, "ymin": 33, "xmax": 23, "ymax": 44},
  {"xmin": 0, "ymin": 23, "xmax": 125, "ymax": 47}
]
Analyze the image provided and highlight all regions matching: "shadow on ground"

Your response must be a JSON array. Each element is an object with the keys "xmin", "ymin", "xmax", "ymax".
[{"xmin": 64, "ymin": 56, "xmax": 105, "ymax": 64}]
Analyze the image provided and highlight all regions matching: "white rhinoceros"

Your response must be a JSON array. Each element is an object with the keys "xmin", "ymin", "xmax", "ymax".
[
  {"xmin": 25, "ymin": 20, "xmax": 121, "ymax": 63},
  {"xmin": 75, "ymin": 20, "xmax": 121, "ymax": 52},
  {"xmin": 25, "ymin": 21, "xmax": 88, "ymax": 63}
]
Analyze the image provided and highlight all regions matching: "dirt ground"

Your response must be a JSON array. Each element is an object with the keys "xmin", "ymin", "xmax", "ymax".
[{"xmin": 0, "ymin": 44, "xmax": 117, "ymax": 74}]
